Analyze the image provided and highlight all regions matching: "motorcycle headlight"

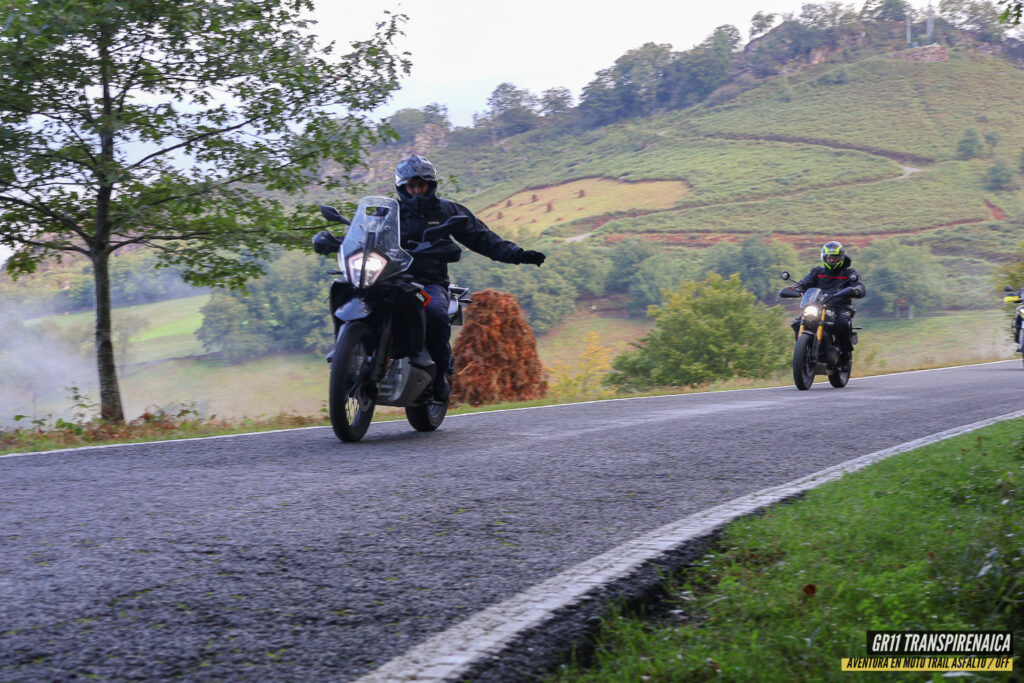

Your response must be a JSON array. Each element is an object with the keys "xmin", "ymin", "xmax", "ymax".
[
  {"xmin": 803, "ymin": 305, "xmax": 819, "ymax": 319},
  {"xmin": 346, "ymin": 250, "xmax": 388, "ymax": 286}
]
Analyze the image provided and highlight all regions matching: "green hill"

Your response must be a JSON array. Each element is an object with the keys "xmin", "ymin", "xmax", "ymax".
[{"xmin": 415, "ymin": 46, "xmax": 1023, "ymax": 266}]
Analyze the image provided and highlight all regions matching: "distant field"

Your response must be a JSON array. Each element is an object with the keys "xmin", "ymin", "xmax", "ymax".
[{"xmin": 477, "ymin": 178, "xmax": 689, "ymax": 237}]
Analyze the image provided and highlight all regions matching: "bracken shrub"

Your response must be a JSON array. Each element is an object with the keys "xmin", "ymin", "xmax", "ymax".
[{"xmin": 451, "ymin": 289, "xmax": 547, "ymax": 406}]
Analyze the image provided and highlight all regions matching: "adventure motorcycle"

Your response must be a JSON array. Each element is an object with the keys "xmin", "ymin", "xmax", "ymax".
[
  {"xmin": 1002, "ymin": 285, "xmax": 1024, "ymax": 368},
  {"xmin": 779, "ymin": 271, "xmax": 861, "ymax": 390},
  {"xmin": 313, "ymin": 196, "xmax": 472, "ymax": 442}
]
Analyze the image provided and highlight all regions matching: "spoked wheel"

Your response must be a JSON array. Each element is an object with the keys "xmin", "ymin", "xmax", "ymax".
[
  {"xmin": 405, "ymin": 399, "xmax": 448, "ymax": 432},
  {"xmin": 329, "ymin": 322, "xmax": 377, "ymax": 442},
  {"xmin": 793, "ymin": 334, "xmax": 816, "ymax": 390}
]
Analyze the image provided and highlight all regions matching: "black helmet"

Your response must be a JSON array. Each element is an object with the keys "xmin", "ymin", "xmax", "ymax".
[
  {"xmin": 821, "ymin": 241, "xmax": 845, "ymax": 270},
  {"xmin": 395, "ymin": 154, "xmax": 438, "ymax": 198}
]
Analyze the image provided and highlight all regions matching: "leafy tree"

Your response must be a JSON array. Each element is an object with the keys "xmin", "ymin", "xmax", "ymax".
[
  {"xmin": 985, "ymin": 130, "xmax": 1001, "ymax": 152},
  {"xmin": 700, "ymin": 237, "xmax": 801, "ymax": 302},
  {"xmin": 941, "ymin": 0, "xmax": 1008, "ymax": 40},
  {"xmin": 627, "ymin": 251, "xmax": 702, "ymax": 313},
  {"xmin": 857, "ymin": 240, "xmax": 947, "ymax": 318},
  {"xmin": 580, "ymin": 43, "xmax": 676, "ymax": 123},
  {"xmin": 998, "ymin": 0, "xmax": 1023, "ymax": 23},
  {"xmin": 750, "ymin": 11, "xmax": 778, "ymax": 38},
  {"xmin": 957, "ymin": 128, "xmax": 985, "ymax": 159},
  {"xmin": 545, "ymin": 243, "xmax": 613, "ymax": 297},
  {"xmin": 861, "ymin": 0, "xmax": 912, "ymax": 21},
  {"xmin": 0, "ymin": 0, "xmax": 409, "ymax": 421},
  {"xmin": 605, "ymin": 238, "xmax": 659, "ymax": 293},
  {"xmin": 985, "ymin": 158, "xmax": 1018, "ymax": 190},
  {"xmin": 540, "ymin": 87, "xmax": 574, "ymax": 117},
  {"xmin": 197, "ymin": 251, "xmax": 329, "ymax": 362},
  {"xmin": 800, "ymin": 1, "xmax": 858, "ymax": 28},
  {"xmin": 384, "ymin": 106, "xmax": 453, "ymax": 142},
  {"xmin": 607, "ymin": 272, "xmax": 790, "ymax": 389},
  {"xmin": 485, "ymin": 82, "xmax": 539, "ymax": 138}
]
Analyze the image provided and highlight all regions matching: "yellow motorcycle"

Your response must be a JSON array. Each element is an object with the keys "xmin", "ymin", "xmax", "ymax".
[{"xmin": 1002, "ymin": 285, "xmax": 1024, "ymax": 369}]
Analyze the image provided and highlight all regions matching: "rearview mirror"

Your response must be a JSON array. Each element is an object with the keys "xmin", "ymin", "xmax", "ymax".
[
  {"xmin": 1004, "ymin": 285, "xmax": 1014, "ymax": 292},
  {"xmin": 320, "ymin": 205, "xmax": 351, "ymax": 226},
  {"xmin": 848, "ymin": 273, "xmax": 859, "ymax": 283},
  {"xmin": 780, "ymin": 271, "xmax": 791, "ymax": 281}
]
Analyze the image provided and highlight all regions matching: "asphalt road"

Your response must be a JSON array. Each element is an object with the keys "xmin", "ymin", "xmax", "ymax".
[{"xmin": 2, "ymin": 362, "xmax": 1021, "ymax": 681}]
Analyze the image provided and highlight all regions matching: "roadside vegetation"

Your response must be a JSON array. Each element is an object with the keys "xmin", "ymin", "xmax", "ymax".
[{"xmin": 546, "ymin": 416, "xmax": 1024, "ymax": 682}]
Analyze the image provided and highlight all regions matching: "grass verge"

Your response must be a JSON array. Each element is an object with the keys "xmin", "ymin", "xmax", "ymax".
[{"xmin": 547, "ymin": 418, "xmax": 1024, "ymax": 682}]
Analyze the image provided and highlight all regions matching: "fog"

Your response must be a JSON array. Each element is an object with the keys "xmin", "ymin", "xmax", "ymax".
[{"xmin": 0, "ymin": 301, "xmax": 100, "ymax": 428}]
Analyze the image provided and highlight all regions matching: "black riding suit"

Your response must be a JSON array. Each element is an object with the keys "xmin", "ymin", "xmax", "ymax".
[
  {"xmin": 396, "ymin": 189, "xmax": 534, "ymax": 396},
  {"xmin": 787, "ymin": 255, "xmax": 866, "ymax": 354}
]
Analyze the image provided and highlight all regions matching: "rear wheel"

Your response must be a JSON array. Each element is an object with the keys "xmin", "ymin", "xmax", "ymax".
[
  {"xmin": 405, "ymin": 401, "xmax": 448, "ymax": 432},
  {"xmin": 329, "ymin": 322, "xmax": 377, "ymax": 442},
  {"xmin": 793, "ymin": 334, "xmax": 816, "ymax": 390}
]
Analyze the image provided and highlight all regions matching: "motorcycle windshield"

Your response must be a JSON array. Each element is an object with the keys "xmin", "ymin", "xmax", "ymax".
[
  {"xmin": 340, "ymin": 196, "xmax": 413, "ymax": 279},
  {"xmin": 799, "ymin": 287, "xmax": 824, "ymax": 308}
]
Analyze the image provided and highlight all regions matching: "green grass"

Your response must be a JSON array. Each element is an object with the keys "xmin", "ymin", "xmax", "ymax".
[
  {"xmin": 592, "ymin": 161, "xmax": 994, "ymax": 242},
  {"xmin": 548, "ymin": 417, "xmax": 1024, "ymax": 682},
  {"xmin": 689, "ymin": 51, "xmax": 1024, "ymax": 162}
]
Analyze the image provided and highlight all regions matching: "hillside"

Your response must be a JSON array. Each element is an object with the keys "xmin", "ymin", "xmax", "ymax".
[{"xmin": 384, "ymin": 45, "xmax": 1024, "ymax": 274}]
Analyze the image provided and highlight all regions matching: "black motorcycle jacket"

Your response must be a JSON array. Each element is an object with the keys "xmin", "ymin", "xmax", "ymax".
[
  {"xmin": 396, "ymin": 192, "xmax": 529, "ymax": 284},
  {"xmin": 792, "ymin": 255, "xmax": 866, "ymax": 307}
]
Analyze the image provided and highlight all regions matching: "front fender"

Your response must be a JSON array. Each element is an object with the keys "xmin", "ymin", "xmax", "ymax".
[{"xmin": 336, "ymin": 296, "xmax": 372, "ymax": 322}]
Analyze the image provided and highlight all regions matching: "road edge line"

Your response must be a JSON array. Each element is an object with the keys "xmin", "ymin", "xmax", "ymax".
[{"xmin": 355, "ymin": 408, "xmax": 1024, "ymax": 682}]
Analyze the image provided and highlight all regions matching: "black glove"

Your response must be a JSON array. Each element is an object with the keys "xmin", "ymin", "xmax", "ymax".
[
  {"xmin": 830, "ymin": 288, "xmax": 851, "ymax": 300},
  {"xmin": 519, "ymin": 250, "xmax": 546, "ymax": 267}
]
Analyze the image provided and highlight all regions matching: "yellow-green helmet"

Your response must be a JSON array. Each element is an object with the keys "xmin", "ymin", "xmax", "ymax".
[{"xmin": 821, "ymin": 241, "xmax": 845, "ymax": 270}]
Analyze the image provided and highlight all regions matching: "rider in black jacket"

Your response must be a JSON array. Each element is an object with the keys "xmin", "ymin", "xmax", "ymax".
[
  {"xmin": 780, "ymin": 241, "xmax": 866, "ymax": 368},
  {"xmin": 394, "ymin": 154, "xmax": 546, "ymax": 402}
]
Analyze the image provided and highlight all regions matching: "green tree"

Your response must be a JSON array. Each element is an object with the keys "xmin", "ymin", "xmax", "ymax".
[
  {"xmin": 941, "ymin": 0, "xmax": 1008, "ymax": 40},
  {"xmin": 957, "ymin": 128, "xmax": 985, "ymax": 159},
  {"xmin": 627, "ymin": 252, "xmax": 701, "ymax": 313},
  {"xmin": 858, "ymin": 240, "xmax": 947, "ymax": 318},
  {"xmin": 998, "ymin": 0, "xmax": 1022, "ymax": 23},
  {"xmin": 0, "ymin": 0, "xmax": 408, "ymax": 422},
  {"xmin": 701, "ymin": 237, "xmax": 801, "ymax": 302},
  {"xmin": 862, "ymin": 0, "xmax": 911, "ymax": 21},
  {"xmin": 985, "ymin": 158, "xmax": 1017, "ymax": 190},
  {"xmin": 485, "ymin": 82, "xmax": 539, "ymax": 138},
  {"xmin": 197, "ymin": 251, "xmax": 329, "ymax": 362},
  {"xmin": 607, "ymin": 272, "xmax": 790, "ymax": 389},
  {"xmin": 540, "ymin": 87, "xmax": 574, "ymax": 117},
  {"xmin": 750, "ymin": 11, "xmax": 778, "ymax": 38}
]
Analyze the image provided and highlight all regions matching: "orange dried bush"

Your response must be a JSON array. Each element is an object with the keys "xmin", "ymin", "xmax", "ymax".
[{"xmin": 451, "ymin": 289, "xmax": 547, "ymax": 406}]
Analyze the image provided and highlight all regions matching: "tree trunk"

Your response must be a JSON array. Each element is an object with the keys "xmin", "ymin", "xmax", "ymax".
[{"xmin": 92, "ymin": 250, "xmax": 125, "ymax": 423}]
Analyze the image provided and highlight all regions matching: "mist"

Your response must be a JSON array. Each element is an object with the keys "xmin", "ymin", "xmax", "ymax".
[{"xmin": 0, "ymin": 301, "xmax": 99, "ymax": 428}]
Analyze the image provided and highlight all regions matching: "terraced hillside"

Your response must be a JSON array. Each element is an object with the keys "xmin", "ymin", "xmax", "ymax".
[{"xmin": 423, "ymin": 46, "xmax": 1023, "ymax": 263}]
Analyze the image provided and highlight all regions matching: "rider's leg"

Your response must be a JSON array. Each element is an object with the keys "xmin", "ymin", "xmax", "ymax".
[{"xmin": 423, "ymin": 283, "xmax": 452, "ymax": 399}]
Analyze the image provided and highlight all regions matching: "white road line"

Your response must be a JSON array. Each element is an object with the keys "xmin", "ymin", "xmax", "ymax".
[
  {"xmin": 2, "ymin": 359, "xmax": 1017, "ymax": 460},
  {"xmin": 355, "ymin": 408, "xmax": 1024, "ymax": 682}
]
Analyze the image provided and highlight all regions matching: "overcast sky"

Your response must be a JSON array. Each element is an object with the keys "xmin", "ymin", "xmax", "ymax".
[{"xmin": 313, "ymin": 0, "xmax": 826, "ymax": 127}]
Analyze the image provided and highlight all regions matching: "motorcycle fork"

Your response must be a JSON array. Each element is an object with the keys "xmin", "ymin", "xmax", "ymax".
[{"xmin": 369, "ymin": 314, "xmax": 394, "ymax": 382}]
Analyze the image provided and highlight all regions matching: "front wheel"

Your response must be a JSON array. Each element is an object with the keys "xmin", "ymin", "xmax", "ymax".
[
  {"xmin": 405, "ymin": 401, "xmax": 448, "ymax": 432},
  {"xmin": 828, "ymin": 357, "xmax": 851, "ymax": 388},
  {"xmin": 793, "ymin": 334, "xmax": 816, "ymax": 390},
  {"xmin": 329, "ymin": 322, "xmax": 377, "ymax": 442}
]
